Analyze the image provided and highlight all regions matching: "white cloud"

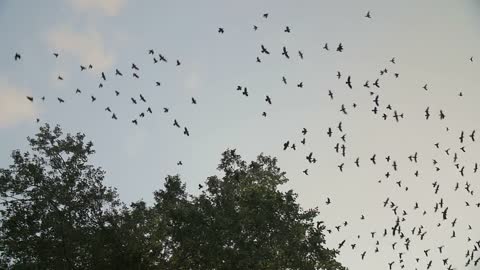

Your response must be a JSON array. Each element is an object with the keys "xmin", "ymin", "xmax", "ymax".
[
  {"xmin": 46, "ymin": 26, "xmax": 114, "ymax": 71},
  {"xmin": 70, "ymin": 0, "xmax": 126, "ymax": 16},
  {"xmin": 0, "ymin": 79, "xmax": 38, "ymax": 128}
]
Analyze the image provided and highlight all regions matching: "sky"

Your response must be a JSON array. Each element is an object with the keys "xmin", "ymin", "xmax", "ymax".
[{"xmin": 1, "ymin": 0, "xmax": 480, "ymax": 269}]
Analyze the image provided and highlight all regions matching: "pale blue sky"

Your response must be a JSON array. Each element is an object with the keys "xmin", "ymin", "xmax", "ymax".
[{"xmin": 1, "ymin": 0, "xmax": 480, "ymax": 269}]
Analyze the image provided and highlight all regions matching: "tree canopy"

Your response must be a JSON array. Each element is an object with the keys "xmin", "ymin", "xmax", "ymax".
[{"xmin": 0, "ymin": 125, "xmax": 345, "ymax": 270}]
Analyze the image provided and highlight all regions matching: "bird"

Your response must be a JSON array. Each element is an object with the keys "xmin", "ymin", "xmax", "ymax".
[
  {"xmin": 265, "ymin": 95, "xmax": 272, "ymax": 104},
  {"xmin": 261, "ymin": 45, "xmax": 270, "ymax": 54},
  {"xmin": 157, "ymin": 54, "xmax": 167, "ymax": 62},
  {"xmin": 191, "ymin": 97, "xmax": 197, "ymax": 104},
  {"xmin": 177, "ymin": 161, "xmax": 183, "ymax": 166},
  {"xmin": 263, "ymin": 13, "xmax": 268, "ymax": 18},
  {"xmin": 75, "ymin": 89, "xmax": 82, "ymax": 94},
  {"xmin": 132, "ymin": 119, "xmax": 138, "ymax": 125},
  {"xmin": 303, "ymin": 169, "xmax": 308, "ymax": 175},
  {"xmin": 218, "ymin": 28, "xmax": 224, "ymax": 34},
  {"xmin": 336, "ymin": 43, "xmax": 343, "ymax": 52},
  {"xmin": 173, "ymin": 119, "xmax": 180, "ymax": 128},
  {"xmin": 284, "ymin": 26, "xmax": 291, "ymax": 33},
  {"xmin": 282, "ymin": 76, "xmax": 287, "ymax": 84},
  {"xmin": 14, "ymin": 53, "xmax": 21, "ymax": 61},
  {"xmin": 253, "ymin": 25, "xmax": 258, "ymax": 31},
  {"xmin": 176, "ymin": 60, "xmax": 181, "ymax": 66},
  {"xmin": 365, "ymin": 11, "xmax": 371, "ymax": 18},
  {"xmin": 115, "ymin": 69, "xmax": 123, "ymax": 76},
  {"xmin": 131, "ymin": 98, "xmax": 137, "ymax": 104},
  {"xmin": 283, "ymin": 141, "xmax": 290, "ymax": 150},
  {"xmin": 91, "ymin": 96, "xmax": 96, "ymax": 102},
  {"xmin": 281, "ymin": 46, "xmax": 289, "ymax": 59},
  {"xmin": 53, "ymin": 52, "xmax": 59, "ymax": 58},
  {"xmin": 111, "ymin": 113, "xmax": 117, "ymax": 120},
  {"xmin": 57, "ymin": 98, "xmax": 65, "ymax": 103},
  {"xmin": 297, "ymin": 82, "xmax": 303, "ymax": 88},
  {"xmin": 80, "ymin": 65, "xmax": 86, "ymax": 71},
  {"xmin": 147, "ymin": 107, "xmax": 152, "ymax": 114},
  {"xmin": 184, "ymin": 127, "xmax": 190, "ymax": 136},
  {"xmin": 423, "ymin": 84, "xmax": 428, "ymax": 91},
  {"xmin": 140, "ymin": 94, "xmax": 146, "ymax": 102},
  {"xmin": 328, "ymin": 90, "xmax": 334, "ymax": 99},
  {"xmin": 57, "ymin": 76, "xmax": 63, "ymax": 81},
  {"xmin": 346, "ymin": 76, "xmax": 352, "ymax": 89},
  {"xmin": 26, "ymin": 96, "xmax": 33, "ymax": 102},
  {"xmin": 323, "ymin": 43, "xmax": 329, "ymax": 50},
  {"xmin": 101, "ymin": 72, "xmax": 106, "ymax": 81},
  {"xmin": 298, "ymin": 51, "xmax": 304, "ymax": 59},
  {"xmin": 105, "ymin": 107, "xmax": 111, "ymax": 112},
  {"xmin": 115, "ymin": 91, "xmax": 120, "ymax": 96}
]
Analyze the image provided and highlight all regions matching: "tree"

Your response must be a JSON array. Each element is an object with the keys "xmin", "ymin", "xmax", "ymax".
[
  {"xmin": 0, "ymin": 124, "xmax": 120, "ymax": 269},
  {"xmin": 0, "ymin": 125, "xmax": 345, "ymax": 270},
  {"xmin": 149, "ymin": 149, "xmax": 346, "ymax": 270}
]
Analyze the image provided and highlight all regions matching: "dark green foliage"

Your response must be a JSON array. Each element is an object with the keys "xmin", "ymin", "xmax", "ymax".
[{"xmin": 0, "ymin": 125, "xmax": 345, "ymax": 270}]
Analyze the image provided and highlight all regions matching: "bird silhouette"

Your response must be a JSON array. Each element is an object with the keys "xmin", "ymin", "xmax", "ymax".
[
  {"xmin": 173, "ymin": 119, "xmax": 180, "ymax": 128},
  {"xmin": 337, "ymin": 43, "xmax": 344, "ymax": 52},
  {"xmin": 265, "ymin": 95, "xmax": 272, "ymax": 104},
  {"xmin": 281, "ymin": 46, "xmax": 289, "ymax": 59},
  {"xmin": 346, "ymin": 76, "xmax": 352, "ymax": 89},
  {"xmin": 261, "ymin": 45, "xmax": 270, "ymax": 54},
  {"xmin": 14, "ymin": 53, "xmax": 21, "ymax": 61},
  {"xmin": 159, "ymin": 54, "xmax": 167, "ymax": 62}
]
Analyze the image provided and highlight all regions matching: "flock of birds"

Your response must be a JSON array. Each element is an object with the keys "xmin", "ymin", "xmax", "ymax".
[{"xmin": 14, "ymin": 9, "xmax": 480, "ymax": 270}]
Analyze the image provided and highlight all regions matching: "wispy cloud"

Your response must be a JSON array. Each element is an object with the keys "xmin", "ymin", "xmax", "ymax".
[
  {"xmin": 0, "ymin": 79, "xmax": 38, "ymax": 128},
  {"xmin": 46, "ymin": 26, "xmax": 114, "ymax": 71},
  {"xmin": 69, "ymin": 0, "xmax": 126, "ymax": 16}
]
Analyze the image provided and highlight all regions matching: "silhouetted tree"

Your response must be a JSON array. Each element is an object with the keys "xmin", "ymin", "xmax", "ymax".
[{"xmin": 0, "ymin": 125, "xmax": 345, "ymax": 270}]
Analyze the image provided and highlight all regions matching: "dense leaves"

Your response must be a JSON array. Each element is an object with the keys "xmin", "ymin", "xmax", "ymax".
[{"xmin": 0, "ymin": 125, "xmax": 345, "ymax": 270}]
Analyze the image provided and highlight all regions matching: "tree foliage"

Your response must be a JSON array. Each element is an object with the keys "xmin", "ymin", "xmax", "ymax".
[{"xmin": 0, "ymin": 125, "xmax": 345, "ymax": 270}]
